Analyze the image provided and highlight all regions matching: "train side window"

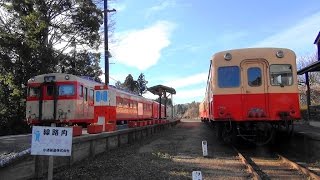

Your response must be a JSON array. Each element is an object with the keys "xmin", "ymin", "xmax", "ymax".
[
  {"xmin": 133, "ymin": 101, "xmax": 137, "ymax": 108},
  {"xmin": 79, "ymin": 85, "xmax": 83, "ymax": 97},
  {"xmin": 122, "ymin": 99, "xmax": 126, "ymax": 107},
  {"xmin": 96, "ymin": 91, "xmax": 101, "ymax": 102},
  {"xmin": 102, "ymin": 91, "xmax": 107, "ymax": 102},
  {"xmin": 28, "ymin": 87, "xmax": 40, "ymax": 97},
  {"xmin": 218, "ymin": 66, "xmax": 240, "ymax": 88},
  {"xmin": 47, "ymin": 85, "xmax": 54, "ymax": 96},
  {"xmin": 117, "ymin": 97, "xmax": 123, "ymax": 107},
  {"xmin": 127, "ymin": 100, "xmax": 129, "ymax": 107},
  {"xmin": 124, "ymin": 99, "xmax": 129, "ymax": 108},
  {"xmin": 89, "ymin": 89, "xmax": 94, "ymax": 100},
  {"xmin": 270, "ymin": 64, "xmax": 293, "ymax": 86},
  {"xmin": 58, "ymin": 85, "xmax": 75, "ymax": 96},
  {"xmin": 84, "ymin": 87, "xmax": 88, "ymax": 101},
  {"xmin": 247, "ymin": 67, "xmax": 262, "ymax": 87}
]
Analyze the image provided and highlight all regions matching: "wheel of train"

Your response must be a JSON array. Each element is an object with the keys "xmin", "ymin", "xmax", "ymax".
[{"xmin": 237, "ymin": 122, "xmax": 275, "ymax": 146}]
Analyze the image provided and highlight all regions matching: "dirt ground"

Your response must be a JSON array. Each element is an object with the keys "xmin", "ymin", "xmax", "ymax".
[{"xmin": 53, "ymin": 119, "xmax": 250, "ymax": 180}]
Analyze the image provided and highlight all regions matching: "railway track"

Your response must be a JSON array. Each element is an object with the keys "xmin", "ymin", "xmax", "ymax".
[{"xmin": 233, "ymin": 146, "xmax": 320, "ymax": 180}]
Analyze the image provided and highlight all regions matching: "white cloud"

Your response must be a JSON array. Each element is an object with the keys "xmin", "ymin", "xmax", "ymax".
[
  {"xmin": 99, "ymin": 72, "xmax": 128, "ymax": 84},
  {"xmin": 110, "ymin": 21, "xmax": 175, "ymax": 70},
  {"xmin": 145, "ymin": 0, "xmax": 177, "ymax": 17},
  {"xmin": 162, "ymin": 72, "xmax": 207, "ymax": 89},
  {"xmin": 144, "ymin": 72, "xmax": 207, "ymax": 104},
  {"xmin": 174, "ymin": 88, "xmax": 205, "ymax": 104},
  {"xmin": 143, "ymin": 91, "xmax": 158, "ymax": 100},
  {"xmin": 253, "ymin": 11, "xmax": 320, "ymax": 54}
]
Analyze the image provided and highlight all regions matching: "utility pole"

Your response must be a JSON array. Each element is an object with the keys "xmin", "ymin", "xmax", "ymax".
[{"xmin": 104, "ymin": 0, "xmax": 116, "ymax": 85}]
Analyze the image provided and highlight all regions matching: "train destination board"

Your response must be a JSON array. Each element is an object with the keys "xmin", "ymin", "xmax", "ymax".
[{"xmin": 31, "ymin": 126, "xmax": 73, "ymax": 156}]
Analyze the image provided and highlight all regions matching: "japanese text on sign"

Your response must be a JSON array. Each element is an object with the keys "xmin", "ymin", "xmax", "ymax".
[{"xmin": 31, "ymin": 126, "xmax": 73, "ymax": 156}]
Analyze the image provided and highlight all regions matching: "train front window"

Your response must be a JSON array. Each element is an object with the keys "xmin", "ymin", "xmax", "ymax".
[
  {"xmin": 58, "ymin": 85, "xmax": 75, "ymax": 96},
  {"xmin": 218, "ymin": 66, "xmax": 240, "ymax": 88},
  {"xmin": 248, "ymin": 67, "xmax": 262, "ymax": 87},
  {"xmin": 28, "ymin": 87, "xmax": 40, "ymax": 97},
  {"xmin": 270, "ymin": 65, "xmax": 293, "ymax": 86}
]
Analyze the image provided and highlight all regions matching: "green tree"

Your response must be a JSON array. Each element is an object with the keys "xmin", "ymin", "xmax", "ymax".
[
  {"xmin": 137, "ymin": 73, "xmax": 148, "ymax": 96},
  {"xmin": 0, "ymin": 0, "xmax": 107, "ymax": 135},
  {"xmin": 58, "ymin": 51, "xmax": 103, "ymax": 82},
  {"xmin": 123, "ymin": 74, "xmax": 138, "ymax": 94},
  {"xmin": 115, "ymin": 81, "xmax": 123, "ymax": 89},
  {"xmin": 297, "ymin": 53, "xmax": 320, "ymax": 106}
]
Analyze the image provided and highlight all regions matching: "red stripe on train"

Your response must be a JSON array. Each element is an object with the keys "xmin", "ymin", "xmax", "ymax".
[{"xmin": 211, "ymin": 93, "xmax": 300, "ymax": 121}]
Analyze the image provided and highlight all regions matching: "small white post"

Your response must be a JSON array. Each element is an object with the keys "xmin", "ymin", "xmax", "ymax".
[
  {"xmin": 48, "ymin": 123, "xmax": 56, "ymax": 180},
  {"xmin": 202, "ymin": 140, "xmax": 208, "ymax": 157},
  {"xmin": 192, "ymin": 171, "xmax": 202, "ymax": 180}
]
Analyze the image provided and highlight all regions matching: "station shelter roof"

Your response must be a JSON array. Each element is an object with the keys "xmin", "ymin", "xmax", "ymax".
[
  {"xmin": 297, "ymin": 60, "xmax": 320, "ymax": 75},
  {"xmin": 298, "ymin": 31, "xmax": 320, "ymax": 75},
  {"xmin": 147, "ymin": 85, "xmax": 176, "ymax": 96}
]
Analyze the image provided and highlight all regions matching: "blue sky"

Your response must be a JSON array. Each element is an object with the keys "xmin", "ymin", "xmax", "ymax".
[{"xmin": 99, "ymin": 0, "xmax": 320, "ymax": 104}]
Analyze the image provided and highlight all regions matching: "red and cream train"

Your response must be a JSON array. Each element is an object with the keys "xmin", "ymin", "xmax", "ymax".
[
  {"xmin": 199, "ymin": 48, "xmax": 301, "ymax": 145},
  {"xmin": 26, "ymin": 73, "xmax": 166, "ymax": 126}
]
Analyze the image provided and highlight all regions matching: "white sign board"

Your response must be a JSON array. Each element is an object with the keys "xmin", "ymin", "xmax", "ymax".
[
  {"xmin": 192, "ymin": 171, "xmax": 202, "ymax": 180},
  {"xmin": 31, "ymin": 126, "xmax": 73, "ymax": 156},
  {"xmin": 202, "ymin": 140, "xmax": 208, "ymax": 157}
]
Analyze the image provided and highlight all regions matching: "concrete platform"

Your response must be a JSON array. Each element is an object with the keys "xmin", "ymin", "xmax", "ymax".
[
  {"xmin": 310, "ymin": 121, "xmax": 320, "ymax": 128},
  {"xmin": 0, "ymin": 120, "xmax": 180, "ymax": 180},
  {"xmin": 293, "ymin": 121, "xmax": 320, "ymax": 140}
]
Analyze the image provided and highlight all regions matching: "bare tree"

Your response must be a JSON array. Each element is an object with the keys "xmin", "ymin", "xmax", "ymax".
[{"xmin": 297, "ymin": 53, "xmax": 320, "ymax": 106}]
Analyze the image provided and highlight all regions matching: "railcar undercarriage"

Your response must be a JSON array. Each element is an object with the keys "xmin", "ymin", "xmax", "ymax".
[{"xmin": 212, "ymin": 120, "xmax": 294, "ymax": 146}]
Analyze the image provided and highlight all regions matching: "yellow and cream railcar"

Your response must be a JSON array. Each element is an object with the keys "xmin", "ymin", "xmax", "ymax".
[{"xmin": 203, "ymin": 48, "xmax": 301, "ymax": 145}]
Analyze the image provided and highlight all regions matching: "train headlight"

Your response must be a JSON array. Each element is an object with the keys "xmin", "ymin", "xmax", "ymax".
[
  {"xmin": 224, "ymin": 53, "xmax": 232, "ymax": 61},
  {"xmin": 65, "ymin": 75, "xmax": 70, "ymax": 80},
  {"xmin": 276, "ymin": 50, "xmax": 284, "ymax": 58},
  {"xmin": 31, "ymin": 77, "xmax": 35, "ymax": 82}
]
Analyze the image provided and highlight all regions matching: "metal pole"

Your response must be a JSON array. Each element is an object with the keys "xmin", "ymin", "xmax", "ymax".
[
  {"xmin": 171, "ymin": 94, "xmax": 173, "ymax": 119},
  {"xmin": 104, "ymin": 0, "xmax": 109, "ymax": 85},
  {"xmin": 104, "ymin": 0, "xmax": 116, "ymax": 85},
  {"xmin": 48, "ymin": 123, "xmax": 56, "ymax": 180},
  {"xmin": 159, "ymin": 95, "xmax": 161, "ymax": 119},
  {"xmin": 164, "ymin": 92, "xmax": 167, "ymax": 118},
  {"xmin": 305, "ymin": 72, "xmax": 311, "ymax": 121}
]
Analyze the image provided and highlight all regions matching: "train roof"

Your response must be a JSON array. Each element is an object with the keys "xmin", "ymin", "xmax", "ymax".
[
  {"xmin": 211, "ymin": 47, "xmax": 296, "ymax": 63},
  {"xmin": 28, "ymin": 73, "xmax": 155, "ymax": 102},
  {"xmin": 27, "ymin": 73, "xmax": 102, "ymax": 85},
  {"xmin": 108, "ymin": 85, "xmax": 154, "ymax": 102}
]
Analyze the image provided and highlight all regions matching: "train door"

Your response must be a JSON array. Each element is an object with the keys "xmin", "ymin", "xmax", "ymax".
[
  {"xmin": 241, "ymin": 60, "xmax": 269, "ymax": 119},
  {"xmin": 88, "ymin": 89, "xmax": 94, "ymax": 118},
  {"xmin": 40, "ymin": 82, "xmax": 57, "ymax": 121},
  {"xmin": 84, "ymin": 87, "xmax": 89, "ymax": 118},
  {"xmin": 78, "ymin": 85, "xmax": 84, "ymax": 118}
]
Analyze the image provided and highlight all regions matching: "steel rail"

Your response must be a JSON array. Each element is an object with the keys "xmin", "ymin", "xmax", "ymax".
[
  {"xmin": 232, "ymin": 146, "xmax": 261, "ymax": 180},
  {"xmin": 278, "ymin": 154, "xmax": 320, "ymax": 180},
  {"xmin": 233, "ymin": 145, "xmax": 319, "ymax": 180}
]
